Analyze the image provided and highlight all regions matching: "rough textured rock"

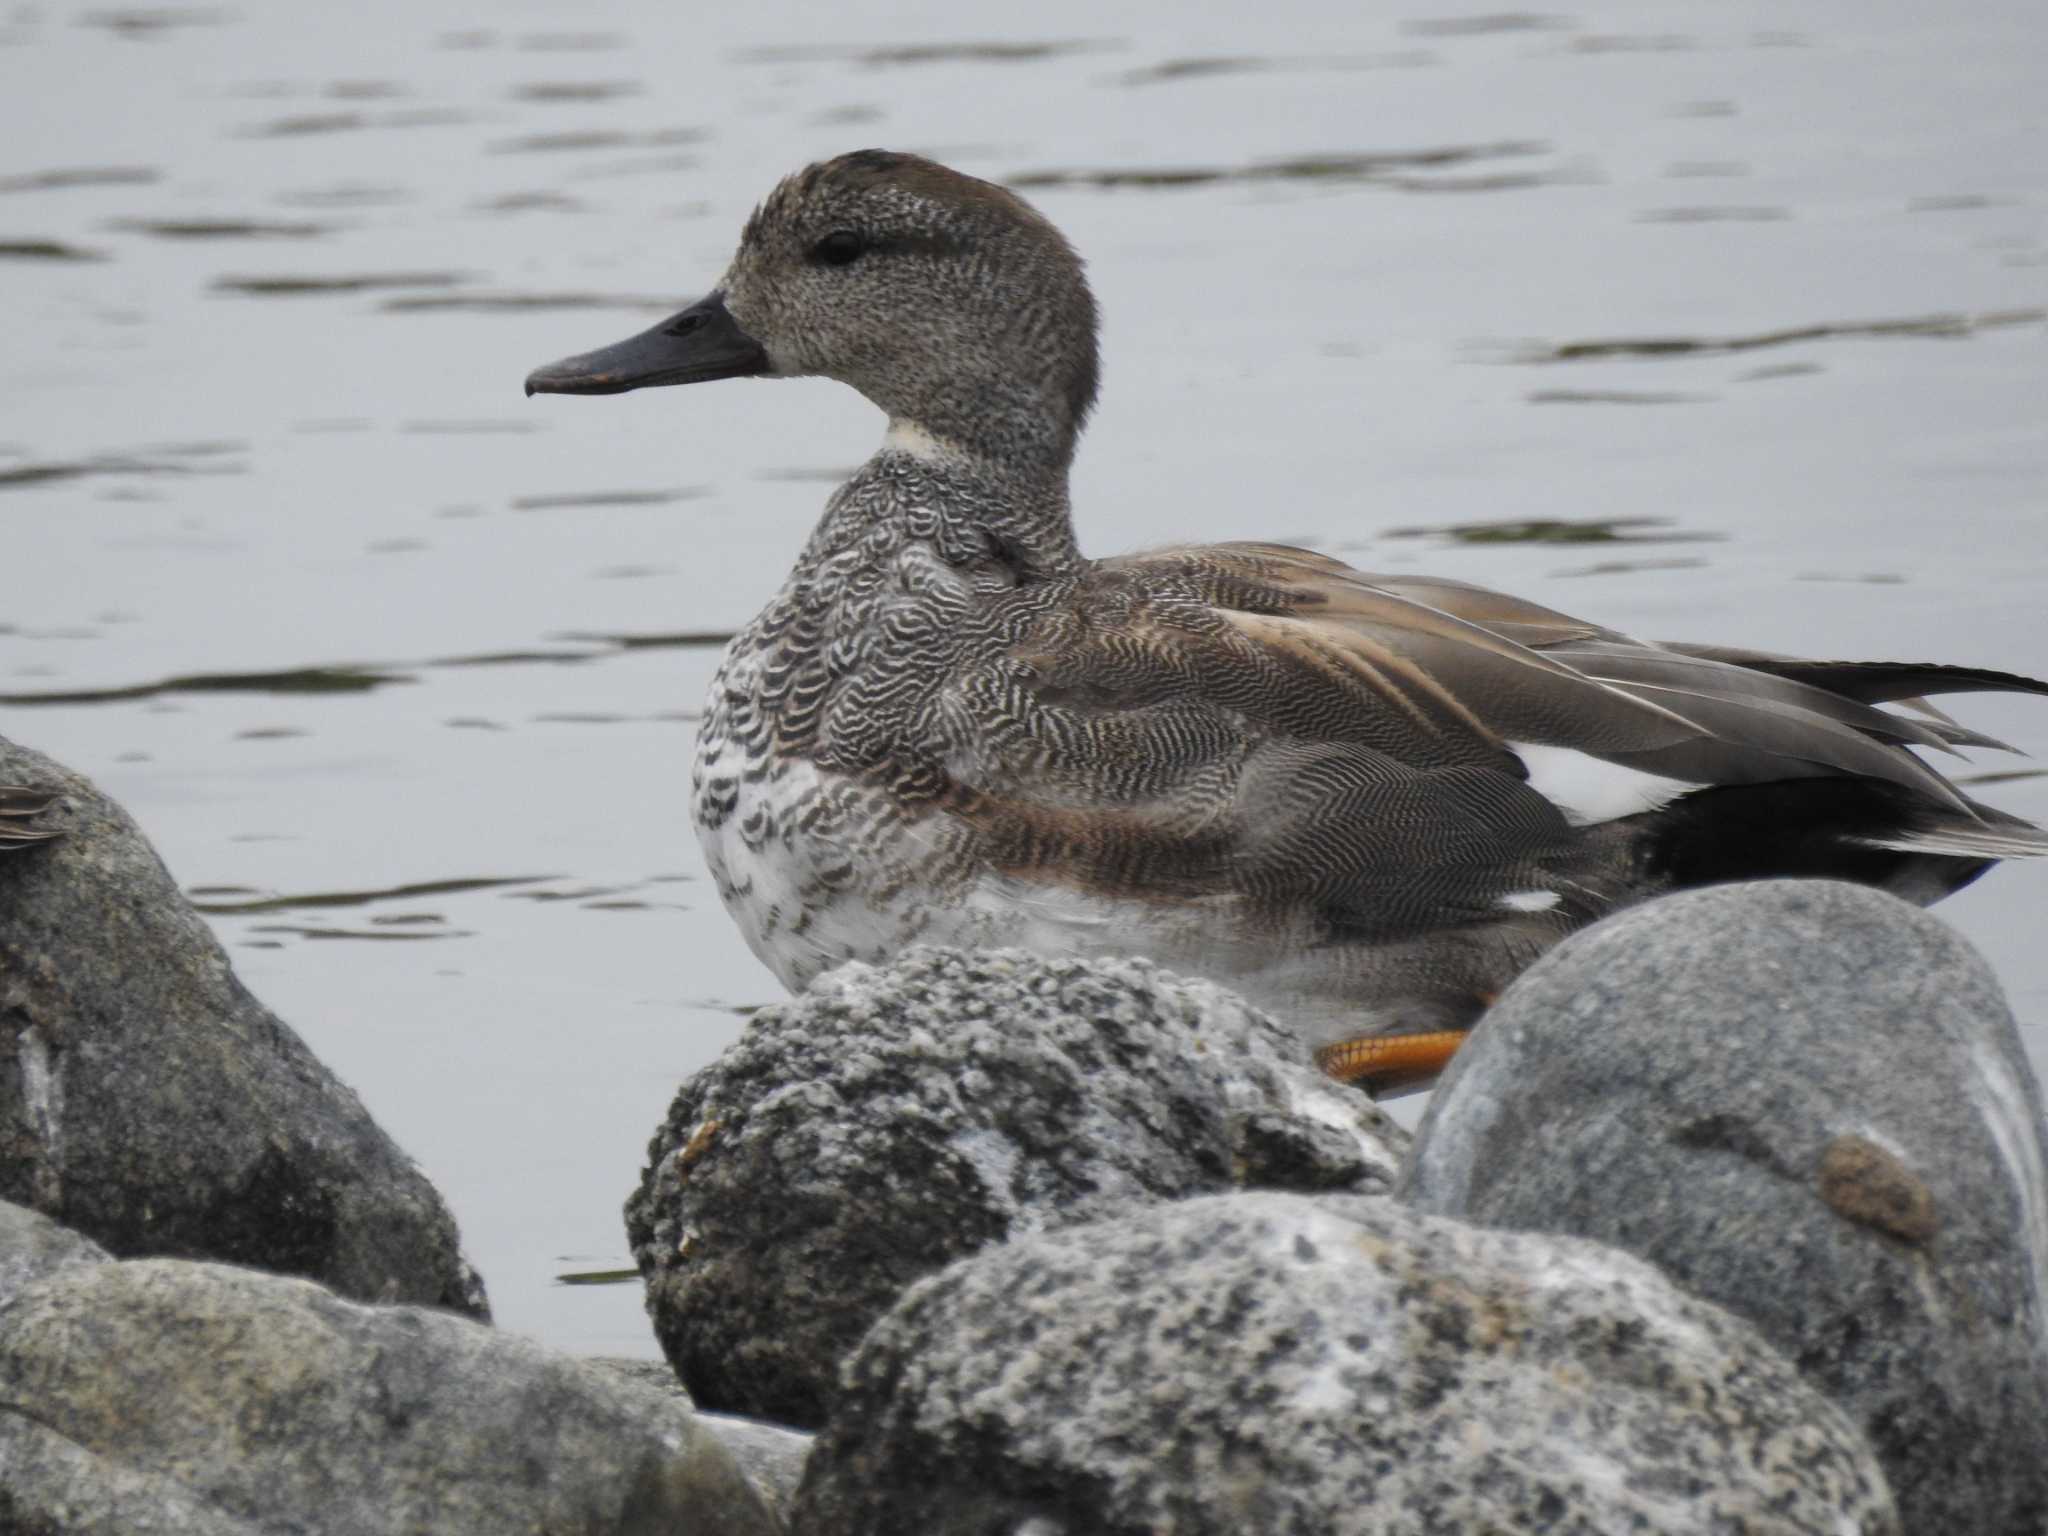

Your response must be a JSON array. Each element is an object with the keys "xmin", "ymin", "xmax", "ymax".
[
  {"xmin": 0, "ymin": 1257, "xmax": 778, "ymax": 1536},
  {"xmin": 628, "ymin": 947, "xmax": 1405, "ymax": 1428},
  {"xmin": 1402, "ymin": 879, "xmax": 2048, "ymax": 1536},
  {"xmin": 0, "ymin": 1196, "xmax": 107, "ymax": 1307},
  {"xmin": 0, "ymin": 735, "xmax": 486, "ymax": 1316},
  {"xmin": 790, "ymin": 1191, "xmax": 1899, "ymax": 1536}
]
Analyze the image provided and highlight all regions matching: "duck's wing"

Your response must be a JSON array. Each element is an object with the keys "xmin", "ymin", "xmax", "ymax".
[
  {"xmin": 956, "ymin": 539, "xmax": 2048, "ymax": 910},
  {"xmin": 1094, "ymin": 542, "xmax": 2023, "ymax": 820},
  {"xmin": 0, "ymin": 786, "xmax": 60, "ymax": 850}
]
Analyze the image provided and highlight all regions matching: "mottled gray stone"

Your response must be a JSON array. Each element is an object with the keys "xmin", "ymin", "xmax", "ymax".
[
  {"xmin": 0, "ymin": 1197, "xmax": 107, "ymax": 1307},
  {"xmin": 0, "ymin": 1425, "xmax": 266, "ymax": 1535},
  {"xmin": 588, "ymin": 1353, "xmax": 695, "ymax": 1403},
  {"xmin": 0, "ymin": 1257, "xmax": 778, "ymax": 1536},
  {"xmin": 790, "ymin": 1191, "xmax": 1899, "ymax": 1536},
  {"xmin": 627, "ymin": 947, "xmax": 1405, "ymax": 1427},
  {"xmin": 1402, "ymin": 879, "xmax": 2048, "ymax": 1536},
  {"xmin": 0, "ymin": 735, "xmax": 486, "ymax": 1316}
]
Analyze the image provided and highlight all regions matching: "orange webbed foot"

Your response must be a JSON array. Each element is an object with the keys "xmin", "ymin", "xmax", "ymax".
[{"xmin": 1315, "ymin": 1028, "xmax": 1472, "ymax": 1097}]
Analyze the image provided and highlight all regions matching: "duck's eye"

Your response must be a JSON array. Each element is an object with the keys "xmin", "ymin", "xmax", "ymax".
[{"xmin": 812, "ymin": 230, "xmax": 866, "ymax": 267}]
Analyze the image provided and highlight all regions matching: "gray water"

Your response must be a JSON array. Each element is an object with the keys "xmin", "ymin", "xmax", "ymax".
[{"xmin": 4, "ymin": 0, "xmax": 2043, "ymax": 1355}]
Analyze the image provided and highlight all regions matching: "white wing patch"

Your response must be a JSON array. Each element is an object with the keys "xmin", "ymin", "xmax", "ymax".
[
  {"xmin": 1510, "ymin": 742, "xmax": 1695, "ymax": 827},
  {"xmin": 1497, "ymin": 889, "xmax": 1562, "ymax": 913}
]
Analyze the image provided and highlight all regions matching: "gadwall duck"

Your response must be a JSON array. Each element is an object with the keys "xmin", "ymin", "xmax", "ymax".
[
  {"xmin": 0, "ymin": 787, "xmax": 58, "ymax": 850},
  {"xmin": 528, "ymin": 149, "xmax": 2048, "ymax": 1093}
]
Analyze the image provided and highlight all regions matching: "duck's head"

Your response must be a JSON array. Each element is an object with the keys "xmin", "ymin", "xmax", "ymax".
[{"xmin": 526, "ymin": 150, "xmax": 1100, "ymax": 471}]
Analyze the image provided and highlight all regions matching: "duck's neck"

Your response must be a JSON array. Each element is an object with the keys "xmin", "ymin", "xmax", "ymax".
[{"xmin": 793, "ymin": 416, "xmax": 1084, "ymax": 582}]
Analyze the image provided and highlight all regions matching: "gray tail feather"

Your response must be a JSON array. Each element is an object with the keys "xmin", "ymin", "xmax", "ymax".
[
  {"xmin": 1659, "ymin": 647, "xmax": 2048, "ymax": 708},
  {"xmin": 1656, "ymin": 648, "xmax": 2048, "ymax": 754}
]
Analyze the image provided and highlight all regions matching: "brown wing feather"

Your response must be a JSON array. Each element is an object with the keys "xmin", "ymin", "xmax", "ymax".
[
  {"xmin": 1100, "ymin": 544, "xmax": 1704, "ymax": 753},
  {"xmin": 0, "ymin": 786, "xmax": 60, "ymax": 850},
  {"xmin": 943, "ymin": 539, "xmax": 2040, "ymax": 903},
  {"xmin": 1098, "ymin": 543, "xmax": 2015, "ymax": 816}
]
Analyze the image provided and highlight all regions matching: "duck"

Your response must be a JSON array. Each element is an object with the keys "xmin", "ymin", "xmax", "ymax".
[
  {"xmin": 526, "ymin": 149, "xmax": 2048, "ymax": 1094},
  {"xmin": 0, "ymin": 786, "xmax": 58, "ymax": 850}
]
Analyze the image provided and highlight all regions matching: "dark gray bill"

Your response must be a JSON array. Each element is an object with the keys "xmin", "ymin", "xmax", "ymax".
[{"xmin": 524, "ymin": 291, "xmax": 768, "ymax": 397}]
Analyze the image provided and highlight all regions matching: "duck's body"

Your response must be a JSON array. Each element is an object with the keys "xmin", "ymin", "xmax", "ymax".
[
  {"xmin": 690, "ymin": 446, "xmax": 1501, "ymax": 1043},
  {"xmin": 531, "ymin": 150, "xmax": 2048, "ymax": 1087},
  {"xmin": 688, "ymin": 439, "xmax": 2046, "ymax": 1051}
]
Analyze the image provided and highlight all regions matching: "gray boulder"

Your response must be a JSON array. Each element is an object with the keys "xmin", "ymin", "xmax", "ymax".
[
  {"xmin": 0, "ymin": 1256, "xmax": 779, "ymax": 1536},
  {"xmin": 585, "ymin": 1357, "xmax": 816, "ymax": 1525},
  {"xmin": 627, "ymin": 947, "xmax": 1404, "ymax": 1428},
  {"xmin": 0, "ymin": 735, "xmax": 486, "ymax": 1316},
  {"xmin": 587, "ymin": 1353, "xmax": 696, "ymax": 1402},
  {"xmin": 1402, "ymin": 879, "xmax": 2048, "ymax": 1536},
  {"xmin": 790, "ymin": 1191, "xmax": 1899, "ymax": 1536},
  {"xmin": 697, "ymin": 1414, "xmax": 816, "ymax": 1530},
  {"xmin": 0, "ymin": 1196, "xmax": 108, "ymax": 1306}
]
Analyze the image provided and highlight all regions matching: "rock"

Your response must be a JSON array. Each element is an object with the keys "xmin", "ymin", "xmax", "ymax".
[
  {"xmin": 1401, "ymin": 879, "xmax": 2048, "ymax": 1536},
  {"xmin": 0, "ymin": 1196, "xmax": 108, "ymax": 1306},
  {"xmin": 0, "ymin": 1256, "xmax": 779, "ymax": 1536},
  {"xmin": 586, "ymin": 1357, "xmax": 815, "ymax": 1524},
  {"xmin": 789, "ymin": 1191, "xmax": 1899, "ymax": 1536},
  {"xmin": 627, "ymin": 947, "xmax": 1404, "ymax": 1428},
  {"xmin": 587, "ymin": 1353, "xmax": 695, "ymax": 1403},
  {"xmin": 0, "ymin": 735, "xmax": 486, "ymax": 1317},
  {"xmin": 0, "ymin": 1428, "xmax": 263, "ymax": 1536},
  {"xmin": 696, "ymin": 1414, "xmax": 815, "ymax": 1530}
]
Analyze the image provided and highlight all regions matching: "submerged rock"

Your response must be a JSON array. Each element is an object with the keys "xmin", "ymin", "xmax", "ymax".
[
  {"xmin": 0, "ymin": 1256, "xmax": 778, "ymax": 1536},
  {"xmin": 627, "ymin": 947, "xmax": 1404, "ymax": 1428},
  {"xmin": 790, "ymin": 1191, "xmax": 1898, "ymax": 1536},
  {"xmin": 0, "ymin": 734, "xmax": 486, "ymax": 1317},
  {"xmin": 1403, "ymin": 879, "xmax": 2048, "ymax": 1536}
]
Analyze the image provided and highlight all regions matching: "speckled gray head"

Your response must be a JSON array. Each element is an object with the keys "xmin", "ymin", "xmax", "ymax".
[{"xmin": 525, "ymin": 149, "xmax": 1100, "ymax": 470}]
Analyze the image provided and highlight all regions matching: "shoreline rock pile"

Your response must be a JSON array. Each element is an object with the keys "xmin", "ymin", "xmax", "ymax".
[
  {"xmin": 0, "ymin": 736, "xmax": 795, "ymax": 1532},
  {"xmin": 2, "ymin": 731, "xmax": 2045, "ymax": 1533},
  {"xmin": 626, "ymin": 948, "xmax": 1406, "ymax": 1428}
]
